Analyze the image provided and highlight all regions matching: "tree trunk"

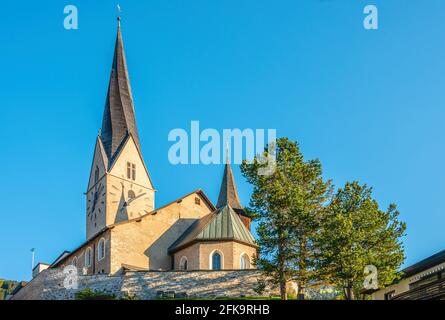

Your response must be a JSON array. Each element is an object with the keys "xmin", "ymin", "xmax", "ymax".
[
  {"xmin": 280, "ymin": 281, "xmax": 288, "ymax": 300},
  {"xmin": 345, "ymin": 284, "xmax": 355, "ymax": 300},
  {"xmin": 298, "ymin": 239, "xmax": 307, "ymax": 300},
  {"xmin": 278, "ymin": 229, "xmax": 287, "ymax": 300},
  {"xmin": 297, "ymin": 284, "xmax": 305, "ymax": 300}
]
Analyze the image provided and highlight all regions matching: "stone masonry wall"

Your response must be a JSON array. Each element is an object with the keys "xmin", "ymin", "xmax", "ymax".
[{"xmin": 12, "ymin": 269, "xmax": 278, "ymax": 300}]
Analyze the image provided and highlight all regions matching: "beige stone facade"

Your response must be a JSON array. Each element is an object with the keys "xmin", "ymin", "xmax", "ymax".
[
  {"xmin": 55, "ymin": 229, "xmax": 112, "ymax": 275},
  {"xmin": 173, "ymin": 241, "xmax": 257, "ymax": 271},
  {"xmin": 86, "ymin": 135, "xmax": 155, "ymax": 240},
  {"xmin": 42, "ymin": 20, "xmax": 258, "ymax": 281},
  {"xmin": 109, "ymin": 191, "xmax": 214, "ymax": 273},
  {"xmin": 55, "ymin": 191, "xmax": 217, "ymax": 274}
]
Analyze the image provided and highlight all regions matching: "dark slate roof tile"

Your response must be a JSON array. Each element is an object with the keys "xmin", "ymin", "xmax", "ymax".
[{"xmin": 101, "ymin": 20, "xmax": 141, "ymax": 162}]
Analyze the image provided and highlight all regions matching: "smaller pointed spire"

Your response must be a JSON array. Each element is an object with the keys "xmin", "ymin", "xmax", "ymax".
[{"xmin": 216, "ymin": 160, "xmax": 243, "ymax": 210}]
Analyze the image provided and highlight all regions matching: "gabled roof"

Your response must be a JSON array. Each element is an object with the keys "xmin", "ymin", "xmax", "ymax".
[
  {"xmin": 101, "ymin": 18, "xmax": 141, "ymax": 161},
  {"xmin": 107, "ymin": 132, "xmax": 155, "ymax": 188},
  {"xmin": 216, "ymin": 162, "xmax": 244, "ymax": 211},
  {"xmin": 86, "ymin": 136, "xmax": 109, "ymax": 191},
  {"xmin": 96, "ymin": 135, "xmax": 109, "ymax": 166},
  {"xmin": 168, "ymin": 205, "xmax": 257, "ymax": 253}
]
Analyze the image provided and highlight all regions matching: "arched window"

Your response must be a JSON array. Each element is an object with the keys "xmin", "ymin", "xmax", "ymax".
[
  {"xmin": 72, "ymin": 257, "xmax": 78, "ymax": 267},
  {"xmin": 85, "ymin": 247, "xmax": 92, "ymax": 267},
  {"xmin": 179, "ymin": 256, "xmax": 188, "ymax": 271},
  {"xmin": 240, "ymin": 253, "xmax": 250, "ymax": 270},
  {"xmin": 98, "ymin": 238, "xmax": 106, "ymax": 261},
  {"xmin": 210, "ymin": 251, "xmax": 222, "ymax": 270}
]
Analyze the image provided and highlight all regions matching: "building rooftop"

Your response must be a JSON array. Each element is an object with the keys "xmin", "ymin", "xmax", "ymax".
[
  {"xmin": 168, "ymin": 205, "xmax": 257, "ymax": 253},
  {"xmin": 402, "ymin": 249, "xmax": 445, "ymax": 278}
]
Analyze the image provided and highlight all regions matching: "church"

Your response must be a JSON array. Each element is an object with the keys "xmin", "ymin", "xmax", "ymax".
[{"xmin": 47, "ymin": 19, "xmax": 258, "ymax": 275}]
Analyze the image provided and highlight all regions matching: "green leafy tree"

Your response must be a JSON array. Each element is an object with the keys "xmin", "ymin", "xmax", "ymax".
[
  {"xmin": 241, "ymin": 138, "xmax": 332, "ymax": 300},
  {"xmin": 0, "ymin": 279, "xmax": 18, "ymax": 300},
  {"xmin": 317, "ymin": 181, "xmax": 406, "ymax": 300}
]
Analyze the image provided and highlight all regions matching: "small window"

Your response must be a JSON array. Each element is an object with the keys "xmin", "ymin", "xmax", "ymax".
[
  {"xmin": 94, "ymin": 166, "xmax": 99, "ymax": 184},
  {"xmin": 211, "ymin": 251, "xmax": 222, "ymax": 270},
  {"xmin": 85, "ymin": 248, "xmax": 92, "ymax": 267},
  {"xmin": 127, "ymin": 162, "xmax": 136, "ymax": 181},
  {"xmin": 98, "ymin": 238, "xmax": 106, "ymax": 260},
  {"xmin": 180, "ymin": 256, "xmax": 188, "ymax": 271},
  {"xmin": 72, "ymin": 257, "xmax": 78, "ymax": 267},
  {"xmin": 195, "ymin": 197, "xmax": 201, "ymax": 205},
  {"xmin": 240, "ymin": 254, "xmax": 250, "ymax": 270}
]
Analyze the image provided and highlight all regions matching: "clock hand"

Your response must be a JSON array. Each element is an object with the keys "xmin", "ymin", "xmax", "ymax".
[{"xmin": 126, "ymin": 193, "xmax": 146, "ymax": 206}]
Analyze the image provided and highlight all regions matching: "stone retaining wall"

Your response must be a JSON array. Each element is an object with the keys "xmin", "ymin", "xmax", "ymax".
[{"xmin": 12, "ymin": 269, "xmax": 278, "ymax": 300}]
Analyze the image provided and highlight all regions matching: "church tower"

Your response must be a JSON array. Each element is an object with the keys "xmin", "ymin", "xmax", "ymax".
[
  {"xmin": 216, "ymin": 160, "xmax": 252, "ymax": 230},
  {"xmin": 86, "ymin": 18, "xmax": 155, "ymax": 240}
]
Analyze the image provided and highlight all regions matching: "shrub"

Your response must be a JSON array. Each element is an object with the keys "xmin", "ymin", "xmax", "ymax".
[
  {"xmin": 253, "ymin": 279, "xmax": 267, "ymax": 295},
  {"xmin": 75, "ymin": 288, "xmax": 116, "ymax": 300}
]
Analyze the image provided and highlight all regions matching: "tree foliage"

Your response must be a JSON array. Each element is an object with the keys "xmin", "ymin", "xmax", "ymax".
[
  {"xmin": 241, "ymin": 138, "xmax": 332, "ymax": 299},
  {"xmin": 0, "ymin": 279, "xmax": 18, "ymax": 300},
  {"xmin": 241, "ymin": 137, "xmax": 407, "ymax": 300},
  {"xmin": 316, "ymin": 181, "xmax": 406, "ymax": 300}
]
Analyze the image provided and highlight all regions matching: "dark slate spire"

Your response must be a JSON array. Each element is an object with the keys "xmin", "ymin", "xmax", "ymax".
[
  {"xmin": 216, "ymin": 160, "xmax": 244, "ymax": 211},
  {"xmin": 101, "ymin": 18, "xmax": 141, "ymax": 160}
]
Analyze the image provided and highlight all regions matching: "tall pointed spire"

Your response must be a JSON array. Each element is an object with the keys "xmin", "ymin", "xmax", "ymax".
[
  {"xmin": 216, "ymin": 159, "xmax": 244, "ymax": 211},
  {"xmin": 101, "ymin": 17, "xmax": 141, "ymax": 161}
]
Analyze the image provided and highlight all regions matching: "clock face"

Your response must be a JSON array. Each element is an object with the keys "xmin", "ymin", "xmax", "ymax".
[
  {"xmin": 87, "ymin": 182, "xmax": 105, "ymax": 218},
  {"xmin": 110, "ymin": 183, "xmax": 151, "ymax": 219}
]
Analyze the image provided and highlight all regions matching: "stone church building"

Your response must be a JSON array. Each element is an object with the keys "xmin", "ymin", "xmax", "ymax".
[{"xmin": 44, "ymin": 19, "xmax": 258, "ymax": 276}]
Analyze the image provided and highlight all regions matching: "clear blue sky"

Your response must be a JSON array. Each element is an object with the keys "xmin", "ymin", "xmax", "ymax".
[{"xmin": 1, "ymin": 0, "xmax": 445, "ymax": 281}]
